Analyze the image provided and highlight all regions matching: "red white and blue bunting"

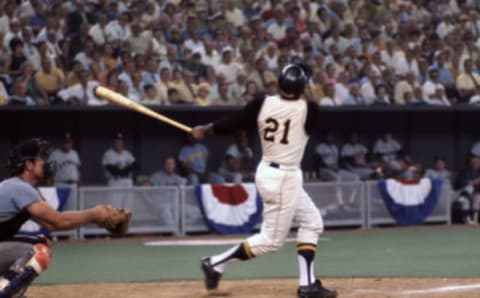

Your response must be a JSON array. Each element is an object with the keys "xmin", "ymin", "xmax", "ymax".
[
  {"xmin": 195, "ymin": 183, "xmax": 263, "ymax": 234},
  {"xmin": 377, "ymin": 178, "xmax": 442, "ymax": 225}
]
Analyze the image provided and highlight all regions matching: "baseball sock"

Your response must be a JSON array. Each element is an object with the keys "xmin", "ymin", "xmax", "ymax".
[
  {"xmin": 209, "ymin": 241, "xmax": 254, "ymax": 273},
  {"xmin": 297, "ymin": 243, "xmax": 316, "ymax": 286}
]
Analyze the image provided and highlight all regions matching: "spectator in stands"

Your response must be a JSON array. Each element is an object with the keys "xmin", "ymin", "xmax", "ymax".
[
  {"xmin": 141, "ymin": 84, "xmax": 162, "ymax": 105},
  {"xmin": 172, "ymin": 70, "xmax": 196, "ymax": 104},
  {"xmin": 3, "ymin": 38, "xmax": 26, "ymax": 82},
  {"xmin": 34, "ymin": 58, "xmax": 64, "ymax": 104},
  {"xmin": 149, "ymin": 156, "xmax": 186, "ymax": 186},
  {"xmin": 319, "ymin": 83, "xmax": 335, "ymax": 106},
  {"xmin": 240, "ymin": 81, "xmax": 257, "ymax": 104},
  {"xmin": 218, "ymin": 130, "xmax": 254, "ymax": 183},
  {"xmin": 344, "ymin": 83, "xmax": 365, "ymax": 105},
  {"xmin": 195, "ymin": 82, "xmax": 211, "ymax": 106},
  {"xmin": 178, "ymin": 135, "xmax": 224, "ymax": 185},
  {"xmin": 217, "ymin": 47, "xmax": 244, "ymax": 84},
  {"xmin": 248, "ymin": 57, "xmax": 276, "ymax": 92},
  {"xmin": 8, "ymin": 79, "xmax": 35, "ymax": 106},
  {"xmin": 58, "ymin": 69, "xmax": 99, "ymax": 105},
  {"xmin": 394, "ymin": 72, "xmax": 417, "ymax": 105},
  {"xmin": 455, "ymin": 156, "xmax": 480, "ymax": 224},
  {"xmin": 456, "ymin": 58, "xmax": 480, "ymax": 103},
  {"xmin": 0, "ymin": 81, "xmax": 7, "ymax": 105},
  {"xmin": 341, "ymin": 133, "xmax": 373, "ymax": 179},
  {"xmin": 49, "ymin": 133, "xmax": 81, "ymax": 187},
  {"xmin": 214, "ymin": 82, "xmax": 236, "ymax": 105}
]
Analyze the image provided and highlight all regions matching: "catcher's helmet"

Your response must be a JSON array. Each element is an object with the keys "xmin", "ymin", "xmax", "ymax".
[
  {"xmin": 8, "ymin": 138, "xmax": 54, "ymax": 178},
  {"xmin": 278, "ymin": 63, "xmax": 311, "ymax": 100}
]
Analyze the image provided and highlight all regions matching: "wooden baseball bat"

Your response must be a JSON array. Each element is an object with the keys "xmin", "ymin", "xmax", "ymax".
[{"xmin": 94, "ymin": 86, "xmax": 192, "ymax": 133}]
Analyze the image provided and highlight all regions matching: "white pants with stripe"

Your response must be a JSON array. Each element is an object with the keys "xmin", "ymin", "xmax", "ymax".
[{"xmin": 247, "ymin": 161, "xmax": 324, "ymax": 256}]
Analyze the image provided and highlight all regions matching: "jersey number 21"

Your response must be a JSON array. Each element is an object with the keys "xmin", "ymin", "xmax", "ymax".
[{"xmin": 263, "ymin": 117, "xmax": 291, "ymax": 144}]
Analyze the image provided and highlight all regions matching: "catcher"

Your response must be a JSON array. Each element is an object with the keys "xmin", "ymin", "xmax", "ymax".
[{"xmin": 0, "ymin": 138, "xmax": 131, "ymax": 298}]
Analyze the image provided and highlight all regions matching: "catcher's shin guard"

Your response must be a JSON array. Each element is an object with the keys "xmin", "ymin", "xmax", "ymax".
[{"xmin": 0, "ymin": 244, "xmax": 50, "ymax": 298}]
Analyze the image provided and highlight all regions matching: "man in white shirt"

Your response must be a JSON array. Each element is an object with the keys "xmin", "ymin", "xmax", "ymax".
[
  {"xmin": 422, "ymin": 68, "xmax": 446, "ymax": 100},
  {"xmin": 267, "ymin": 9, "xmax": 288, "ymax": 41},
  {"xmin": 224, "ymin": 0, "xmax": 246, "ymax": 28},
  {"xmin": 373, "ymin": 133, "xmax": 402, "ymax": 162},
  {"xmin": 3, "ymin": 18, "xmax": 22, "ymax": 49},
  {"xmin": 105, "ymin": 12, "xmax": 131, "ymax": 42},
  {"xmin": 341, "ymin": 134, "xmax": 373, "ymax": 179},
  {"xmin": 88, "ymin": 13, "xmax": 109, "ymax": 46},
  {"xmin": 58, "ymin": 69, "xmax": 100, "ymax": 105},
  {"xmin": 360, "ymin": 67, "xmax": 377, "ymax": 104},
  {"xmin": 216, "ymin": 47, "xmax": 244, "ymax": 84}
]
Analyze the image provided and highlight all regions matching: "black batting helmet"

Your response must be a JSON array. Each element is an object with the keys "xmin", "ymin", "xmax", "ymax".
[
  {"xmin": 8, "ymin": 138, "xmax": 53, "ymax": 177},
  {"xmin": 278, "ymin": 63, "xmax": 311, "ymax": 100}
]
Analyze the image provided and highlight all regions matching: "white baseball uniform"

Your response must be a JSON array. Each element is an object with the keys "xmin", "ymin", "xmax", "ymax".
[{"xmin": 212, "ymin": 94, "xmax": 323, "ymax": 258}]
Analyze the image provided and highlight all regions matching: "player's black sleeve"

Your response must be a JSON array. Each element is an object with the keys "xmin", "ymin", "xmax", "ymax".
[
  {"xmin": 212, "ymin": 94, "xmax": 266, "ymax": 135},
  {"xmin": 305, "ymin": 101, "xmax": 320, "ymax": 136},
  {"xmin": 105, "ymin": 165, "xmax": 122, "ymax": 177}
]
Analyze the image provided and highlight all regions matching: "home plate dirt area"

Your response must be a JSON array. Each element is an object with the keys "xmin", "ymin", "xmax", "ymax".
[{"xmin": 29, "ymin": 278, "xmax": 480, "ymax": 298}]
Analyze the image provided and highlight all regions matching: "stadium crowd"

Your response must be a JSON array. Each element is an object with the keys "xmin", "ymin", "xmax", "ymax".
[{"xmin": 1, "ymin": 0, "xmax": 480, "ymax": 106}]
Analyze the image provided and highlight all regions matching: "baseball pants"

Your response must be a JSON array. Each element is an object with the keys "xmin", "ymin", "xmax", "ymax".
[
  {"xmin": 246, "ymin": 161, "xmax": 324, "ymax": 257},
  {"xmin": 0, "ymin": 242, "xmax": 34, "ymax": 275}
]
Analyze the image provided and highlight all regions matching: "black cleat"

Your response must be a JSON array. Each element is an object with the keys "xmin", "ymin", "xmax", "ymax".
[
  {"xmin": 297, "ymin": 279, "xmax": 338, "ymax": 298},
  {"xmin": 201, "ymin": 257, "xmax": 222, "ymax": 290}
]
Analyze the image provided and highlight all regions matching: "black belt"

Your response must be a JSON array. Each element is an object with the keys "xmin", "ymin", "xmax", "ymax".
[{"xmin": 269, "ymin": 162, "xmax": 280, "ymax": 168}]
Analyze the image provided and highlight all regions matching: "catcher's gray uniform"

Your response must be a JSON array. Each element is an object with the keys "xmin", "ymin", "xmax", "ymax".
[{"xmin": 0, "ymin": 177, "xmax": 42, "ymax": 274}]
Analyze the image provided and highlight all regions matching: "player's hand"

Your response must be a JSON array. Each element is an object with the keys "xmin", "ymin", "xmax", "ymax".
[{"xmin": 191, "ymin": 124, "xmax": 213, "ymax": 140}]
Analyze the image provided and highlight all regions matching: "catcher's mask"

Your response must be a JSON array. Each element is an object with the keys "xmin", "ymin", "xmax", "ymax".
[{"xmin": 8, "ymin": 138, "xmax": 55, "ymax": 182}]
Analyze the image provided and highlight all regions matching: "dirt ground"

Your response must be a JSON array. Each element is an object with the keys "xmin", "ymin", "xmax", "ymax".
[{"xmin": 28, "ymin": 278, "xmax": 480, "ymax": 298}]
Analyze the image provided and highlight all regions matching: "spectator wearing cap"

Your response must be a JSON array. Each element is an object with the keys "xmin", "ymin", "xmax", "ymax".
[
  {"xmin": 216, "ymin": 47, "xmax": 244, "ymax": 84},
  {"xmin": 248, "ymin": 57, "xmax": 276, "ymax": 92},
  {"xmin": 34, "ymin": 58, "xmax": 65, "ymax": 104},
  {"xmin": 456, "ymin": 58, "xmax": 480, "ymax": 103},
  {"xmin": 102, "ymin": 133, "xmax": 136, "ymax": 207},
  {"xmin": 58, "ymin": 68, "xmax": 100, "ymax": 105},
  {"xmin": 49, "ymin": 133, "xmax": 81, "ymax": 187}
]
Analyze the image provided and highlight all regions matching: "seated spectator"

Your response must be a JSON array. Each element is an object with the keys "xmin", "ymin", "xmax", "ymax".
[
  {"xmin": 340, "ymin": 133, "xmax": 374, "ymax": 179},
  {"xmin": 3, "ymin": 38, "xmax": 26, "ymax": 82},
  {"xmin": 424, "ymin": 156, "xmax": 451, "ymax": 182},
  {"xmin": 228, "ymin": 71, "xmax": 247, "ymax": 100},
  {"xmin": 195, "ymin": 82, "xmax": 211, "ymax": 106},
  {"xmin": 240, "ymin": 81, "xmax": 257, "ymax": 104},
  {"xmin": 58, "ymin": 69, "xmax": 100, "ymax": 105},
  {"xmin": 315, "ymin": 133, "xmax": 359, "ymax": 182},
  {"xmin": 178, "ymin": 135, "xmax": 224, "ymax": 185},
  {"xmin": 394, "ymin": 72, "xmax": 417, "ymax": 104},
  {"xmin": 149, "ymin": 156, "xmax": 186, "ymax": 186},
  {"xmin": 248, "ymin": 57, "xmax": 276, "ymax": 92},
  {"xmin": 8, "ymin": 80, "xmax": 35, "ymax": 106},
  {"xmin": 319, "ymin": 83, "xmax": 335, "ymax": 106},
  {"xmin": 171, "ymin": 69, "xmax": 196, "ymax": 104},
  {"xmin": 216, "ymin": 47, "xmax": 244, "ymax": 84},
  {"xmin": 214, "ymin": 82, "xmax": 237, "ymax": 105},
  {"xmin": 344, "ymin": 83, "xmax": 365, "ymax": 105},
  {"xmin": 118, "ymin": 78, "xmax": 140, "ymax": 102},
  {"xmin": 373, "ymin": 84, "xmax": 391, "ymax": 105},
  {"xmin": 456, "ymin": 58, "xmax": 480, "ymax": 103},
  {"xmin": 141, "ymin": 84, "xmax": 163, "ymax": 105},
  {"xmin": 34, "ymin": 58, "xmax": 65, "ymax": 104},
  {"xmin": 422, "ymin": 68, "xmax": 445, "ymax": 101},
  {"xmin": 454, "ymin": 156, "xmax": 480, "ymax": 224},
  {"xmin": 423, "ymin": 87, "xmax": 450, "ymax": 106},
  {"xmin": 218, "ymin": 131, "xmax": 254, "ymax": 183}
]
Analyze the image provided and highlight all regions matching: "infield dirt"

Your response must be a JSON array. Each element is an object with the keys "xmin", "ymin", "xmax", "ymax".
[{"xmin": 29, "ymin": 278, "xmax": 480, "ymax": 298}]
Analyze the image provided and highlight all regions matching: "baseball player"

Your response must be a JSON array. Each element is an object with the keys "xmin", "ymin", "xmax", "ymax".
[
  {"xmin": 0, "ymin": 138, "xmax": 128, "ymax": 297},
  {"xmin": 102, "ymin": 133, "xmax": 135, "ymax": 207},
  {"xmin": 48, "ymin": 133, "xmax": 81, "ymax": 187},
  {"xmin": 192, "ymin": 64, "xmax": 337, "ymax": 298}
]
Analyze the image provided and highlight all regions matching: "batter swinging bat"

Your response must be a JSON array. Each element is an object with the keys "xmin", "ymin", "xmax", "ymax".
[{"xmin": 94, "ymin": 86, "xmax": 192, "ymax": 133}]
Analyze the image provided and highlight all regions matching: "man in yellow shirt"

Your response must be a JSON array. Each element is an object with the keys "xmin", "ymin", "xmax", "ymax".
[
  {"xmin": 456, "ymin": 58, "xmax": 480, "ymax": 103},
  {"xmin": 34, "ymin": 59, "xmax": 65, "ymax": 104}
]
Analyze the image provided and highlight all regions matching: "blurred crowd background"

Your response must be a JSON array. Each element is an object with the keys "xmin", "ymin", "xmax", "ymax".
[{"xmin": 1, "ymin": 0, "xmax": 480, "ymax": 106}]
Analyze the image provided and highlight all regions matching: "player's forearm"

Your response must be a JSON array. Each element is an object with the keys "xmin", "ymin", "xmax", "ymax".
[{"xmin": 44, "ymin": 209, "xmax": 98, "ymax": 231}]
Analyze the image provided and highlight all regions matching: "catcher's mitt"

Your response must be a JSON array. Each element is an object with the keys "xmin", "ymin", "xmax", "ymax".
[{"xmin": 99, "ymin": 207, "xmax": 132, "ymax": 236}]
